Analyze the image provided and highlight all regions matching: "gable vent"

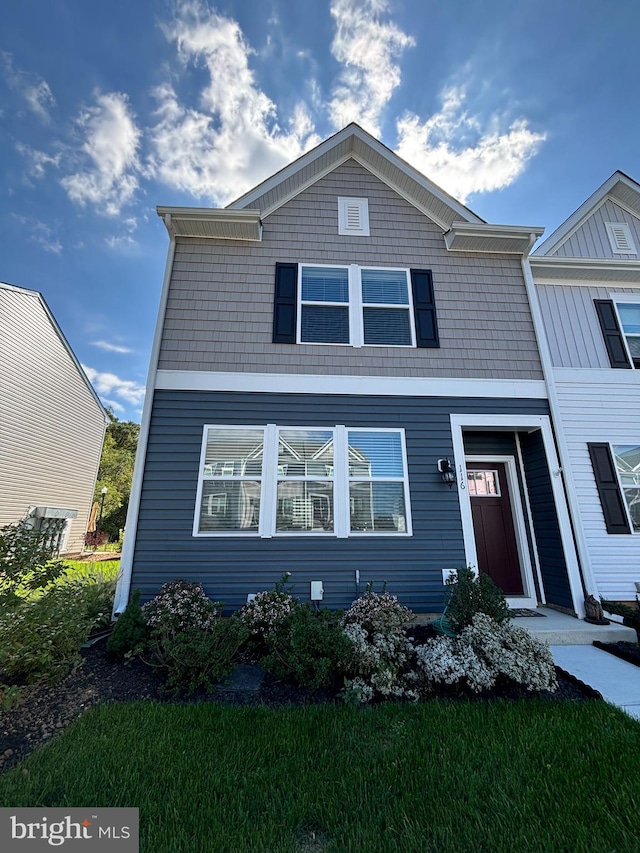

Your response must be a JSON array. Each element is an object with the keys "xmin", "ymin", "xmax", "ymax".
[
  {"xmin": 606, "ymin": 222, "xmax": 637, "ymax": 254},
  {"xmin": 338, "ymin": 197, "xmax": 370, "ymax": 236}
]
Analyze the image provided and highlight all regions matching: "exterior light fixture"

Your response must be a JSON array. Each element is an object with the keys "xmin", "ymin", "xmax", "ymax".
[{"xmin": 437, "ymin": 458, "xmax": 456, "ymax": 487}]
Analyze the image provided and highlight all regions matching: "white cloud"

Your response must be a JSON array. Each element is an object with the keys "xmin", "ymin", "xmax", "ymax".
[
  {"xmin": 101, "ymin": 398, "xmax": 125, "ymax": 414},
  {"xmin": 61, "ymin": 91, "xmax": 141, "ymax": 216},
  {"xmin": 148, "ymin": 0, "xmax": 320, "ymax": 205},
  {"xmin": 15, "ymin": 142, "xmax": 61, "ymax": 178},
  {"xmin": 82, "ymin": 365, "xmax": 145, "ymax": 407},
  {"xmin": 328, "ymin": 0, "xmax": 414, "ymax": 136},
  {"xmin": 13, "ymin": 214, "xmax": 62, "ymax": 254},
  {"xmin": 395, "ymin": 87, "xmax": 546, "ymax": 203},
  {"xmin": 105, "ymin": 216, "xmax": 138, "ymax": 252},
  {"xmin": 2, "ymin": 52, "xmax": 56, "ymax": 123},
  {"xmin": 92, "ymin": 340, "xmax": 133, "ymax": 354}
]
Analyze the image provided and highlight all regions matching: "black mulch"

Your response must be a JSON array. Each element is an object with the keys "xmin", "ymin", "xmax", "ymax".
[
  {"xmin": 593, "ymin": 640, "xmax": 640, "ymax": 669},
  {"xmin": 0, "ymin": 629, "xmax": 602, "ymax": 775}
]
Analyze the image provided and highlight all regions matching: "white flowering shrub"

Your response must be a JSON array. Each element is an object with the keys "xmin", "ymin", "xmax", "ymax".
[
  {"xmin": 413, "ymin": 613, "xmax": 557, "ymax": 694},
  {"xmin": 341, "ymin": 589, "xmax": 417, "ymax": 703},
  {"xmin": 237, "ymin": 573, "xmax": 295, "ymax": 637},
  {"xmin": 142, "ymin": 580, "xmax": 221, "ymax": 636}
]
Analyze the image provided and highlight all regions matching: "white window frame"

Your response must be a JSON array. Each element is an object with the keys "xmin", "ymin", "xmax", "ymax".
[
  {"xmin": 338, "ymin": 197, "xmax": 370, "ymax": 236},
  {"xmin": 611, "ymin": 442, "xmax": 640, "ymax": 534},
  {"xmin": 297, "ymin": 263, "xmax": 416, "ymax": 349},
  {"xmin": 611, "ymin": 293, "xmax": 640, "ymax": 368},
  {"xmin": 605, "ymin": 222, "xmax": 637, "ymax": 255},
  {"xmin": 194, "ymin": 424, "xmax": 413, "ymax": 538}
]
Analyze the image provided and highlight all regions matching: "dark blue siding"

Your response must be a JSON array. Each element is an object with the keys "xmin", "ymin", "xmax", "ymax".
[
  {"xmin": 519, "ymin": 429, "xmax": 573, "ymax": 609},
  {"xmin": 131, "ymin": 390, "xmax": 551, "ymax": 613}
]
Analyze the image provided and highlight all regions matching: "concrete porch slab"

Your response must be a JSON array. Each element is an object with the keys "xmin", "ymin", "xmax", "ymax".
[
  {"xmin": 551, "ymin": 645, "xmax": 640, "ymax": 718},
  {"xmin": 515, "ymin": 608, "xmax": 636, "ymax": 645}
]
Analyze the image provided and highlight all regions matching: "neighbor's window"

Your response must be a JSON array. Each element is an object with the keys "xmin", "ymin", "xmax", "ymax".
[
  {"xmin": 614, "ymin": 302, "xmax": 640, "ymax": 367},
  {"xmin": 195, "ymin": 425, "xmax": 412, "ymax": 537},
  {"xmin": 613, "ymin": 444, "xmax": 640, "ymax": 532}
]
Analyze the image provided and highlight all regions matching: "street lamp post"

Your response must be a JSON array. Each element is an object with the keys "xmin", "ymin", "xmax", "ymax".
[{"xmin": 98, "ymin": 486, "xmax": 107, "ymax": 538}]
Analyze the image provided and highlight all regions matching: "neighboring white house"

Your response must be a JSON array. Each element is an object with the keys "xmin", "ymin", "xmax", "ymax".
[
  {"xmin": 0, "ymin": 281, "xmax": 109, "ymax": 553},
  {"xmin": 531, "ymin": 172, "xmax": 640, "ymax": 603}
]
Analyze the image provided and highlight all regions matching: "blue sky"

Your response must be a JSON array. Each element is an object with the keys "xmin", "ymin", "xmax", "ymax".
[{"xmin": 2, "ymin": 0, "xmax": 638, "ymax": 422}]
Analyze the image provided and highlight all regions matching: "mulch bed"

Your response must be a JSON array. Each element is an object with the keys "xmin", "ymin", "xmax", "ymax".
[
  {"xmin": 0, "ymin": 630, "xmax": 603, "ymax": 776},
  {"xmin": 593, "ymin": 640, "xmax": 640, "ymax": 668}
]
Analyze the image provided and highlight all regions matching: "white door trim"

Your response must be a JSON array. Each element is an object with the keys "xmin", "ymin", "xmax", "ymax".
[
  {"xmin": 465, "ymin": 454, "xmax": 537, "ymax": 609},
  {"xmin": 449, "ymin": 413, "xmax": 584, "ymax": 617}
]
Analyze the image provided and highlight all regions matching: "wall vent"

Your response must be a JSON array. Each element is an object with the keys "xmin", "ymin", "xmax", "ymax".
[
  {"xmin": 338, "ymin": 197, "xmax": 370, "ymax": 236},
  {"xmin": 605, "ymin": 222, "xmax": 637, "ymax": 254}
]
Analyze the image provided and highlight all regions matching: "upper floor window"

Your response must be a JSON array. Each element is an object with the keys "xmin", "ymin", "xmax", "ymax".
[
  {"xmin": 194, "ymin": 424, "xmax": 412, "ymax": 538},
  {"xmin": 615, "ymin": 302, "xmax": 640, "ymax": 366},
  {"xmin": 273, "ymin": 262, "xmax": 438, "ymax": 349},
  {"xmin": 594, "ymin": 296, "xmax": 640, "ymax": 369}
]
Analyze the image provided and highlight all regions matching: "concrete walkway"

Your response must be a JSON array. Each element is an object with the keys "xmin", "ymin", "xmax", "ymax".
[
  {"xmin": 514, "ymin": 608, "xmax": 640, "ymax": 720},
  {"xmin": 551, "ymin": 644, "xmax": 640, "ymax": 721}
]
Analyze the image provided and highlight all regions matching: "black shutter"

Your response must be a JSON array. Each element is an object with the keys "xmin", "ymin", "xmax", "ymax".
[
  {"xmin": 410, "ymin": 269, "xmax": 439, "ymax": 348},
  {"xmin": 272, "ymin": 262, "xmax": 298, "ymax": 343},
  {"xmin": 587, "ymin": 442, "xmax": 632, "ymax": 534},
  {"xmin": 594, "ymin": 300, "xmax": 632, "ymax": 368}
]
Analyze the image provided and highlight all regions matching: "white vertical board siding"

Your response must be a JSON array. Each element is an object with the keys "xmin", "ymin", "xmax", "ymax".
[
  {"xmin": 537, "ymin": 283, "xmax": 640, "ymax": 368},
  {"xmin": 552, "ymin": 200, "xmax": 640, "ymax": 259},
  {"xmin": 0, "ymin": 289, "xmax": 106, "ymax": 552},
  {"xmin": 555, "ymin": 376, "xmax": 640, "ymax": 600}
]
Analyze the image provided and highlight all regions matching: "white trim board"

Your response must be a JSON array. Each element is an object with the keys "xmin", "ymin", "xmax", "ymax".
[{"xmin": 155, "ymin": 370, "xmax": 548, "ymax": 400}]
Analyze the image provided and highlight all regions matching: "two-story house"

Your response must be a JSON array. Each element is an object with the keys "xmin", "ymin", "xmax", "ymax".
[
  {"xmin": 531, "ymin": 172, "xmax": 640, "ymax": 606},
  {"xmin": 113, "ymin": 124, "xmax": 587, "ymax": 617}
]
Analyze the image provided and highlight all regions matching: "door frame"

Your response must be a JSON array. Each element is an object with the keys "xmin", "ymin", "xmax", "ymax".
[
  {"xmin": 449, "ymin": 413, "xmax": 585, "ymax": 617},
  {"xmin": 465, "ymin": 454, "xmax": 537, "ymax": 608}
]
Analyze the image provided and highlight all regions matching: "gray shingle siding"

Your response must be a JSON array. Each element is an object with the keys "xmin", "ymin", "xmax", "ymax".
[
  {"xmin": 158, "ymin": 160, "xmax": 543, "ymax": 380},
  {"xmin": 130, "ymin": 389, "xmax": 551, "ymax": 613}
]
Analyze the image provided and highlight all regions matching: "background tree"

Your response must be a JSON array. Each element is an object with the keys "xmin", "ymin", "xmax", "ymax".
[{"xmin": 93, "ymin": 410, "xmax": 140, "ymax": 543}]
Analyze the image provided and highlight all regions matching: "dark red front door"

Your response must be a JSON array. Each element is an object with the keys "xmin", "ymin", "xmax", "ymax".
[{"xmin": 467, "ymin": 462, "xmax": 524, "ymax": 596}]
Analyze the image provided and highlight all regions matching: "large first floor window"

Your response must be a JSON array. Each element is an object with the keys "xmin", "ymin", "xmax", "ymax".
[{"xmin": 194, "ymin": 424, "xmax": 412, "ymax": 537}]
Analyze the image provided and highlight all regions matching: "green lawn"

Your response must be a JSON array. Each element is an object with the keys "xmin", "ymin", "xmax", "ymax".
[{"xmin": 1, "ymin": 700, "xmax": 639, "ymax": 852}]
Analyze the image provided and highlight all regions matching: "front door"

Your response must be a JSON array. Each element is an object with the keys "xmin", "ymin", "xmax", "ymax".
[{"xmin": 466, "ymin": 462, "xmax": 524, "ymax": 595}]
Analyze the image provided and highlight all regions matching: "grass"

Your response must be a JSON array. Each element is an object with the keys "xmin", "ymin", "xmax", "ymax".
[{"xmin": 1, "ymin": 700, "xmax": 639, "ymax": 852}]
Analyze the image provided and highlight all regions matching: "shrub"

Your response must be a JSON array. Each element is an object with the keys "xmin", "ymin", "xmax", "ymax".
[
  {"xmin": 142, "ymin": 580, "xmax": 221, "ymax": 636},
  {"xmin": 261, "ymin": 605, "xmax": 352, "ymax": 689},
  {"xmin": 237, "ymin": 573, "xmax": 295, "ymax": 638},
  {"xmin": 444, "ymin": 567, "xmax": 510, "ymax": 632},
  {"xmin": 0, "ymin": 577, "xmax": 115, "ymax": 684},
  {"xmin": 601, "ymin": 598, "xmax": 640, "ymax": 643},
  {"xmin": 145, "ymin": 617, "xmax": 249, "ymax": 696},
  {"xmin": 0, "ymin": 521, "xmax": 66, "ymax": 610},
  {"xmin": 413, "ymin": 613, "xmax": 557, "ymax": 695},
  {"xmin": 341, "ymin": 588, "xmax": 416, "ymax": 703},
  {"xmin": 107, "ymin": 589, "xmax": 149, "ymax": 658}
]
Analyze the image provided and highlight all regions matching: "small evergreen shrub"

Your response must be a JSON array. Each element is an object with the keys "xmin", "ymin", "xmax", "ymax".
[
  {"xmin": 413, "ymin": 613, "xmax": 557, "ymax": 694},
  {"xmin": 261, "ymin": 604, "xmax": 352, "ymax": 689},
  {"xmin": 146, "ymin": 617, "xmax": 249, "ymax": 696},
  {"xmin": 445, "ymin": 567, "xmax": 510, "ymax": 632},
  {"xmin": 142, "ymin": 580, "xmax": 221, "ymax": 635},
  {"xmin": 107, "ymin": 589, "xmax": 149, "ymax": 657},
  {"xmin": 237, "ymin": 573, "xmax": 295, "ymax": 638},
  {"xmin": 341, "ymin": 587, "xmax": 416, "ymax": 703},
  {"xmin": 0, "ymin": 577, "xmax": 115, "ymax": 683}
]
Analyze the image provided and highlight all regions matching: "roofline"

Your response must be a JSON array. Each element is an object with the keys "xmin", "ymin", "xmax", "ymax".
[
  {"xmin": 227, "ymin": 122, "xmax": 485, "ymax": 226},
  {"xmin": 533, "ymin": 171, "xmax": 640, "ymax": 256},
  {"xmin": 0, "ymin": 280, "xmax": 110, "ymax": 423}
]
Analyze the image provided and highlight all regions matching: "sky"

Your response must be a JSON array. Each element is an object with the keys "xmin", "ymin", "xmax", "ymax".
[{"xmin": 2, "ymin": 0, "xmax": 639, "ymax": 422}]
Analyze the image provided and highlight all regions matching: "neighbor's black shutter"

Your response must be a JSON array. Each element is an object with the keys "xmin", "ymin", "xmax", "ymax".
[
  {"xmin": 272, "ymin": 262, "xmax": 298, "ymax": 343},
  {"xmin": 587, "ymin": 442, "xmax": 632, "ymax": 534},
  {"xmin": 594, "ymin": 300, "xmax": 632, "ymax": 368},
  {"xmin": 410, "ymin": 269, "xmax": 439, "ymax": 348}
]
